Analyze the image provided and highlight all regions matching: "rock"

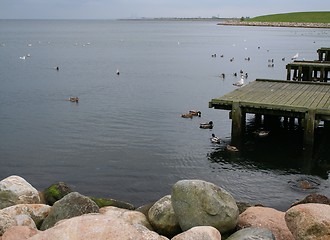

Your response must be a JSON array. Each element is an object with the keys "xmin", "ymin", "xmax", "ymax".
[
  {"xmin": 148, "ymin": 195, "xmax": 181, "ymax": 237},
  {"xmin": 29, "ymin": 213, "xmax": 169, "ymax": 240},
  {"xmin": 238, "ymin": 206, "xmax": 294, "ymax": 240},
  {"xmin": 291, "ymin": 193, "xmax": 330, "ymax": 207},
  {"xmin": 226, "ymin": 227, "xmax": 275, "ymax": 240},
  {"xmin": 100, "ymin": 206, "xmax": 153, "ymax": 230},
  {"xmin": 0, "ymin": 213, "xmax": 36, "ymax": 236},
  {"xmin": 285, "ymin": 203, "xmax": 330, "ymax": 240},
  {"xmin": 90, "ymin": 196, "xmax": 135, "ymax": 210},
  {"xmin": 0, "ymin": 176, "xmax": 40, "ymax": 209},
  {"xmin": 171, "ymin": 180, "xmax": 239, "ymax": 234},
  {"xmin": 1, "ymin": 226, "xmax": 38, "ymax": 240},
  {"xmin": 40, "ymin": 192, "xmax": 99, "ymax": 230},
  {"xmin": 43, "ymin": 182, "xmax": 72, "ymax": 206},
  {"xmin": 172, "ymin": 226, "xmax": 221, "ymax": 240},
  {"xmin": 0, "ymin": 204, "xmax": 50, "ymax": 229},
  {"xmin": 135, "ymin": 202, "xmax": 154, "ymax": 218}
]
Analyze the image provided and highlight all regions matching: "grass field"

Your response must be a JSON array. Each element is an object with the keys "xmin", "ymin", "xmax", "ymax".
[{"xmin": 248, "ymin": 12, "xmax": 330, "ymax": 23}]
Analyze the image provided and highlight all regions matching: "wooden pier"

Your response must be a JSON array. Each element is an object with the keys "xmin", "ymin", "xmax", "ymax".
[
  {"xmin": 317, "ymin": 47, "xmax": 330, "ymax": 61},
  {"xmin": 209, "ymin": 79, "xmax": 330, "ymax": 158},
  {"xmin": 286, "ymin": 61, "xmax": 330, "ymax": 82}
]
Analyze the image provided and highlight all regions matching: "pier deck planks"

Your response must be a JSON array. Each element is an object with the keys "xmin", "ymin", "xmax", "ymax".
[{"xmin": 209, "ymin": 79, "xmax": 330, "ymax": 119}]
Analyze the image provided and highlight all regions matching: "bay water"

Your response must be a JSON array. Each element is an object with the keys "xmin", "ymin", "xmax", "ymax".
[{"xmin": 0, "ymin": 20, "xmax": 329, "ymax": 210}]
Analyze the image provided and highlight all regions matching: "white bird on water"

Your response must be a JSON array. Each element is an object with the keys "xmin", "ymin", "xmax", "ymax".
[{"xmin": 233, "ymin": 75, "xmax": 244, "ymax": 87}]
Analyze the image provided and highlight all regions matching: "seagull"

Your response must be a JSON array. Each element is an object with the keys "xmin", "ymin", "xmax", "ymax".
[
  {"xmin": 291, "ymin": 53, "xmax": 299, "ymax": 60},
  {"xmin": 233, "ymin": 75, "xmax": 244, "ymax": 87}
]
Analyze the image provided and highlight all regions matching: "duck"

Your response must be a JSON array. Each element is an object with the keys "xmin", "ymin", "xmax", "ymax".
[
  {"xmin": 253, "ymin": 129, "xmax": 270, "ymax": 137},
  {"xmin": 189, "ymin": 110, "xmax": 201, "ymax": 117},
  {"xmin": 200, "ymin": 121, "xmax": 213, "ymax": 129},
  {"xmin": 210, "ymin": 134, "xmax": 220, "ymax": 144},
  {"xmin": 69, "ymin": 97, "xmax": 79, "ymax": 103},
  {"xmin": 116, "ymin": 69, "xmax": 120, "ymax": 75},
  {"xmin": 226, "ymin": 145, "xmax": 239, "ymax": 152},
  {"xmin": 181, "ymin": 113, "xmax": 193, "ymax": 118}
]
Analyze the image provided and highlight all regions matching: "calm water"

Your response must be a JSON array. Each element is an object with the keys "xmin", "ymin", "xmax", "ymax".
[{"xmin": 1, "ymin": 20, "xmax": 330, "ymax": 210}]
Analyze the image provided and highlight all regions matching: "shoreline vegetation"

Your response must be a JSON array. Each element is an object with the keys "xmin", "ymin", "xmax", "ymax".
[
  {"xmin": 221, "ymin": 12, "xmax": 330, "ymax": 28},
  {"xmin": 121, "ymin": 12, "xmax": 330, "ymax": 29}
]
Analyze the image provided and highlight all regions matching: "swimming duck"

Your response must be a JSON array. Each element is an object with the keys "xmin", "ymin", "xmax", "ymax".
[
  {"xmin": 210, "ymin": 134, "xmax": 220, "ymax": 144},
  {"xmin": 189, "ymin": 110, "xmax": 201, "ymax": 117},
  {"xmin": 181, "ymin": 113, "xmax": 193, "ymax": 118},
  {"xmin": 200, "ymin": 121, "xmax": 213, "ymax": 129},
  {"xmin": 69, "ymin": 97, "xmax": 79, "ymax": 103},
  {"xmin": 226, "ymin": 145, "xmax": 239, "ymax": 152},
  {"xmin": 253, "ymin": 129, "xmax": 270, "ymax": 137}
]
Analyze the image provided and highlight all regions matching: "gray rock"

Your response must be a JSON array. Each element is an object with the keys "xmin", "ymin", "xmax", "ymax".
[
  {"xmin": 0, "ymin": 176, "xmax": 40, "ymax": 209},
  {"xmin": 40, "ymin": 192, "xmax": 99, "ymax": 230},
  {"xmin": 148, "ymin": 195, "xmax": 181, "ymax": 237},
  {"xmin": 226, "ymin": 227, "xmax": 275, "ymax": 240},
  {"xmin": 171, "ymin": 179, "xmax": 239, "ymax": 234}
]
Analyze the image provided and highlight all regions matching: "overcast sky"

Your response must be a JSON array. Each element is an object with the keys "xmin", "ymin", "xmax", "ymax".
[{"xmin": 1, "ymin": 0, "xmax": 329, "ymax": 19}]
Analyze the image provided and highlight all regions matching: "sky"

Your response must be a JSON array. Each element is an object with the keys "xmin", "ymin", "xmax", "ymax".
[{"xmin": 1, "ymin": 0, "xmax": 329, "ymax": 19}]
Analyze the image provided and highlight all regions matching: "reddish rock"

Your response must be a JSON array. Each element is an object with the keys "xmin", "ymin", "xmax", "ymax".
[
  {"xmin": 237, "ymin": 206, "xmax": 294, "ymax": 240},
  {"xmin": 285, "ymin": 203, "xmax": 330, "ymax": 240}
]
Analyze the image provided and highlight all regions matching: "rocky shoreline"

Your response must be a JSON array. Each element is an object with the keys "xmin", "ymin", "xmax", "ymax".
[
  {"xmin": 219, "ymin": 21, "xmax": 330, "ymax": 29},
  {"xmin": 0, "ymin": 175, "xmax": 330, "ymax": 239}
]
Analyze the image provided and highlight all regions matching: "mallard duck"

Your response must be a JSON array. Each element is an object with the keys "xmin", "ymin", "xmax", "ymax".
[
  {"xmin": 189, "ymin": 110, "xmax": 201, "ymax": 117},
  {"xmin": 226, "ymin": 145, "xmax": 239, "ymax": 152},
  {"xmin": 210, "ymin": 134, "xmax": 220, "ymax": 144},
  {"xmin": 69, "ymin": 97, "xmax": 79, "ymax": 103},
  {"xmin": 200, "ymin": 121, "xmax": 213, "ymax": 129},
  {"xmin": 181, "ymin": 113, "xmax": 193, "ymax": 118}
]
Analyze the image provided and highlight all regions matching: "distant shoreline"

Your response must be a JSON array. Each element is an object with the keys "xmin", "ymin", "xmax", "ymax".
[{"xmin": 219, "ymin": 21, "xmax": 330, "ymax": 29}]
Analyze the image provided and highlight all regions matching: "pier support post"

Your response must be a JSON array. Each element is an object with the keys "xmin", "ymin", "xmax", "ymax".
[
  {"xmin": 231, "ymin": 102, "xmax": 245, "ymax": 147},
  {"xmin": 303, "ymin": 109, "xmax": 315, "ymax": 160}
]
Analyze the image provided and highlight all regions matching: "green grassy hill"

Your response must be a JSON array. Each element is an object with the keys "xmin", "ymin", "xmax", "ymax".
[{"xmin": 248, "ymin": 12, "xmax": 330, "ymax": 23}]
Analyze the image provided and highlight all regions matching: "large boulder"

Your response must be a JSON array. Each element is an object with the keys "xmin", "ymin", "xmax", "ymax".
[
  {"xmin": 43, "ymin": 182, "xmax": 72, "ymax": 206},
  {"xmin": 148, "ymin": 195, "xmax": 181, "ymax": 237},
  {"xmin": 171, "ymin": 180, "xmax": 239, "ymax": 234},
  {"xmin": 172, "ymin": 226, "xmax": 221, "ymax": 240},
  {"xmin": 0, "ymin": 176, "xmax": 40, "ymax": 209},
  {"xmin": 238, "ymin": 206, "xmax": 294, "ymax": 240},
  {"xmin": 285, "ymin": 203, "xmax": 330, "ymax": 240},
  {"xmin": 29, "ymin": 211, "xmax": 169, "ymax": 240},
  {"xmin": 0, "ymin": 212, "xmax": 36, "ymax": 236},
  {"xmin": 226, "ymin": 227, "xmax": 275, "ymax": 240},
  {"xmin": 40, "ymin": 192, "xmax": 99, "ymax": 230},
  {"xmin": 0, "ymin": 204, "xmax": 50, "ymax": 232}
]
